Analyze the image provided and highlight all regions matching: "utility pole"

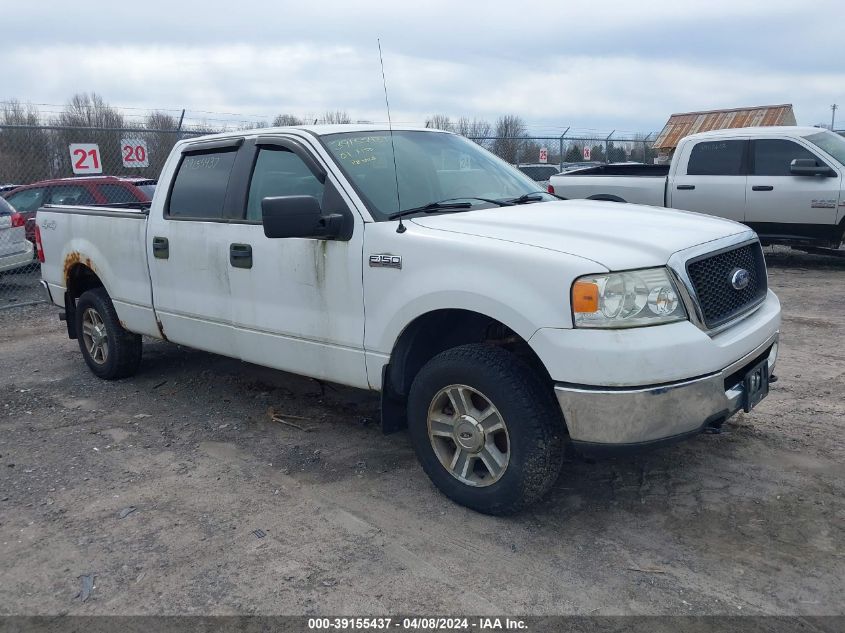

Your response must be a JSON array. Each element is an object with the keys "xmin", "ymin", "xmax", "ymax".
[{"xmin": 832, "ymin": 104, "xmax": 838, "ymax": 131}]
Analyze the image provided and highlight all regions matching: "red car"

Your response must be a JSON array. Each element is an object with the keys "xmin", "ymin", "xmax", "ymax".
[{"xmin": 3, "ymin": 176, "xmax": 156, "ymax": 243}]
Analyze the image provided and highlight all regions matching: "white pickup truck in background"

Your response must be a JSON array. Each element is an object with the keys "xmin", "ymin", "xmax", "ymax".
[
  {"xmin": 549, "ymin": 127, "xmax": 845, "ymax": 248},
  {"xmin": 36, "ymin": 125, "xmax": 780, "ymax": 514}
]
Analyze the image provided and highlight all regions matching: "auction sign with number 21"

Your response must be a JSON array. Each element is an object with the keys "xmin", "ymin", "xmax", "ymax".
[{"xmin": 69, "ymin": 143, "xmax": 102, "ymax": 175}]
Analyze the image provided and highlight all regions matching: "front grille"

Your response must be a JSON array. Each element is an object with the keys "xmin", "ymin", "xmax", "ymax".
[{"xmin": 686, "ymin": 242, "xmax": 767, "ymax": 329}]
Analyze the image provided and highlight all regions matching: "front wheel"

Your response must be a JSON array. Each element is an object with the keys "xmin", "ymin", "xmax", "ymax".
[
  {"xmin": 75, "ymin": 287, "xmax": 142, "ymax": 380},
  {"xmin": 407, "ymin": 344, "xmax": 565, "ymax": 515}
]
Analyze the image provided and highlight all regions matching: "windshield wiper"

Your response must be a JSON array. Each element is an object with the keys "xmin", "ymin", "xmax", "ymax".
[
  {"xmin": 388, "ymin": 197, "xmax": 512, "ymax": 221},
  {"xmin": 506, "ymin": 192, "xmax": 550, "ymax": 205}
]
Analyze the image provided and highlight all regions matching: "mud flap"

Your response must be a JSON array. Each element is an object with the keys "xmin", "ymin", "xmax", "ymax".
[
  {"xmin": 63, "ymin": 291, "xmax": 77, "ymax": 339},
  {"xmin": 380, "ymin": 364, "xmax": 408, "ymax": 434}
]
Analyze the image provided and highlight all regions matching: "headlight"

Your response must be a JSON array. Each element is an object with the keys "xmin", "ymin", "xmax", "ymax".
[{"xmin": 571, "ymin": 268, "xmax": 687, "ymax": 328}]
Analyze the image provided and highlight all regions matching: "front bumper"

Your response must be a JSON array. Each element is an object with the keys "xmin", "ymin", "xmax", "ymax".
[{"xmin": 555, "ymin": 332, "xmax": 778, "ymax": 450}]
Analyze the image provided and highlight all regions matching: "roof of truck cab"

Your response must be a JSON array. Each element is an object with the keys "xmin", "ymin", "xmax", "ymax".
[
  {"xmin": 180, "ymin": 124, "xmax": 444, "ymax": 145},
  {"xmin": 682, "ymin": 126, "xmax": 828, "ymax": 141}
]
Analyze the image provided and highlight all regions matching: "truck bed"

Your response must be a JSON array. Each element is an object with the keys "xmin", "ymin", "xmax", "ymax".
[
  {"xmin": 37, "ymin": 203, "xmax": 162, "ymax": 339},
  {"xmin": 561, "ymin": 164, "xmax": 670, "ymax": 177},
  {"xmin": 549, "ymin": 166, "xmax": 669, "ymax": 207}
]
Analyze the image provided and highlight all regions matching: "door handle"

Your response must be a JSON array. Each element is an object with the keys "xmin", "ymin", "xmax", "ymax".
[
  {"xmin": 152, "ymin": 236, "xmax": 169, "ymax": 259},
  {"xmin": 752, "ymin": 185, "xmax": 774, "ymax": 192},
  {"xmin": 229, "ymin": 243, "xmax": 252, "ymax": 269},
  {"xmin": 676, "ymin": 184, "xmax": 695, "ymax": 190}
]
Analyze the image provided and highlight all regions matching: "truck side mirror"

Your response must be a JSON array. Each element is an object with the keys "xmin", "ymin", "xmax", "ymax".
[
  {"xmin": 790, "ymin": 158, "xmax": 835, "ymax": 177},
  {"xmin": 261, "ymin": 195, "xmax": 344, "ymax": 239}
]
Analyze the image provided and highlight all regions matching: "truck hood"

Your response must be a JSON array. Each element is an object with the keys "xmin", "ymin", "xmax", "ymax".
[{"xmin": 409, "ymin": 200, "xmax": 749, "ymax": 270}]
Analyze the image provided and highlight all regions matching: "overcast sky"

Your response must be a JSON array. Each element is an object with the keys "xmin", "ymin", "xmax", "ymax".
[{"xmin": 2, "ymin": 0, "xmax": 843, "ymax": 134}]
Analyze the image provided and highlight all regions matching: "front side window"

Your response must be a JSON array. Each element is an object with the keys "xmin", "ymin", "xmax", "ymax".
[
  {"xmin": 321, "ymin": 131, "xmax": 550, "ymax": 220},
  {"xmin": 167, "ymin": 149, "xmax": 237, "ymax": 219},
  {"xmin": 246, "ymin": 147, "xmax": 325, "ymax": 221},
  {"xmin": 687, "ymin": 140, "xmax": 746, "ymax": 176},
  {"xmin": 6, "ymin": 188, "xmax": 45, "ymax": 212},
  {"xmin": 803, "ymin": 131, "xmax": 845, "ymax": 167},
  {"xmin": 45, "ymin": 185, "xmax": 95, "ymax": 205},
  {"xmin": 753, "ymin": 140, "xmax": 822, "ymax": 176}
]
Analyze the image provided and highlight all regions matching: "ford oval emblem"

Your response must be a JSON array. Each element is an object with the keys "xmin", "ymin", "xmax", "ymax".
[{"xmin": 730, "ymin": 268, "xmax": 751, "ymax": 291}]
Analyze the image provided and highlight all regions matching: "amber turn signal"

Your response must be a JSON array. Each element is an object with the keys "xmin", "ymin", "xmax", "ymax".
[{"xmin": 572, "ymin": 281, "xmax": 599, "ymax": 313}]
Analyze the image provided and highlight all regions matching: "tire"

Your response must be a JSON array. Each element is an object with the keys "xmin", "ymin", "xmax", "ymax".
[
  {"xmin": 407, "ymin": 344, "xmax": 565, "ymax": 515},
  {"xmin": 75, "ymin": 287, "xmax": 142, "ymax": 380}
]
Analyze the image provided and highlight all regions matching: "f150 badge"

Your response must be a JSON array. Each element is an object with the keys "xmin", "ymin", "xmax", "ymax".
[{"xmin": 369, "ymin": 254, "xmax": 402, "ymax": 269}]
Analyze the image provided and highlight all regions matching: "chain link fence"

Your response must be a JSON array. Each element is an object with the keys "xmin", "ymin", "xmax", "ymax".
[
  {"xmin": 468, "ymin": 134, "xmax": 658, "ymax": 167},
  {"xmin": 0, "ymin": 124, "xmax": 208, "ymax": 309},
  {"xmin": 0, "ymin": 123, "xmax": 659, "ymax": 309}
]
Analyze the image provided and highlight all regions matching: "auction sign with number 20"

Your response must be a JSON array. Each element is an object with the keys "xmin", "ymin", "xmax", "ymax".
[
  {"xmin": 121, "ymin": 138, "xmax": 149, "ymax": 168},
  {"xmin": 69, "ymin": 143, "xmax": 102, "ymax": 175}
]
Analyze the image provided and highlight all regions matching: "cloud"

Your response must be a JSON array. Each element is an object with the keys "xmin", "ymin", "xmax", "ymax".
[{"xmin": 2, "ymin": 0, "xmax": 843, "ymax": 131}]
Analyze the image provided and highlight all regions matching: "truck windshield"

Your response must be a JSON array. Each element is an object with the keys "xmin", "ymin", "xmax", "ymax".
[
  {"xmin": 321, "ymin": 130, "xmax": 553, "ymax": 220},
  {"xmin": 803, "ymin": 131, "xmax": 845, "ymax": 167}
]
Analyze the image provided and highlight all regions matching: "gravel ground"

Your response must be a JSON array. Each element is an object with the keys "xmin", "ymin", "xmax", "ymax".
[
  {"xmin": 0, "ymin": 263, "xmax": 42, "ymax": 308},
  {"xmin": 0, "ymin": 249, "xmax": 843, "ymax": 616}
]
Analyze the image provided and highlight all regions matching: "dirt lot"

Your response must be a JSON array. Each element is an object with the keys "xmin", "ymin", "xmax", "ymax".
[{"xmin": 0, "ymin": 249, "xmax": 843, "ymax": 616}]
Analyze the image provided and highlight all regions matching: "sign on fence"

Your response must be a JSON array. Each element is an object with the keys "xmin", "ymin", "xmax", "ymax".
[
  {"xmin": 121, "ymin": 139, "xmax": 150, "ymax": 168},
  {"xmin": 538, "ymin": 147, "xmax": 548, "ymax": 164},
  {"xmin": 69, "ymin": 144, "xmax": 102, "ymax": 175},
  {"xmin": 583, "ymin": 146, "xmax": 591, "ymax": 161}
]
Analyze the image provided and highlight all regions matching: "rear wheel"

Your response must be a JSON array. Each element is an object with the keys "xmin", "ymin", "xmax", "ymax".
[
  {"xmin": 407, "ymin": 344, "xmax": 565, "ymax": 515},
  {"xmin": 75, "ymin": 287, "xmax": 142, "ymax": 380}
]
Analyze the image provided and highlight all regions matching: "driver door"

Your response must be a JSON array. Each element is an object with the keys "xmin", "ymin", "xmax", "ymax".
[{"xmin": 226, "ymin": 137, "xmax": 369, "ymax": 388}]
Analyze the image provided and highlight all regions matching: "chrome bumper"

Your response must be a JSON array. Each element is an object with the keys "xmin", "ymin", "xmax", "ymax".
[{"xmin": 555, "ymin": 332, "xmax": 778, "ymax": 446}]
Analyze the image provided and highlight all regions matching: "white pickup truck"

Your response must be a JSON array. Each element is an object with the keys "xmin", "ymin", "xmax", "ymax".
[
  {"xmin": 36, "ymin": 125, "xmax": 781, "ymax": 514},
  {"xmin": 549, "ymin": 126, "xmax": 845, "ymax": 248}
]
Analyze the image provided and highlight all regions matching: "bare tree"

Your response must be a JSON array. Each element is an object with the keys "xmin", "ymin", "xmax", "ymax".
[
  {"xmin": 424, "ymin": 114, "xmax": 452, "ymax": 131},
  {"xmin": 491, "ymin": 114, "xmax": 527, "ymax": 163},
  {"xmin": 141, "ymin": 111, "xmax": 181, "ymax": 179},
  {"xmin": 321, "ymin": 110, "xmax": 352, "ymax": 124},
  {"xmin": 0, "ymin": 100, "xmax": 51, "ymax": 183},
  {"xmin": 273, "ymin": 113, "xmax": 303, "ymax": 126},
  {"xmin": 519, "ymin": 139, "xmax": 543, "ymax": 164},
  {"xmin": 54, "ymin": 93, "xmax": 126, "ymax": 177},
  {"xmin": 455, "ymin": 117, "xmax": 490, "ymax": 138},
  {"xmin": 57, "ymin": 92, "xmax": 124, "ymax": 129},
  {"xmin": 454, "ymin": 117, "xmax": 492, "ymax": 149}
]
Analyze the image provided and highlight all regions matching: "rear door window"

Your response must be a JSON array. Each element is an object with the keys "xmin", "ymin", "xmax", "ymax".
[
  {"xmin": 686, "ymin": 140, "xmax": 747, "ymax": 176},
  {"xmin": 96, "ymin": 183, "xmax": 139, "ymax": 204},
  {"xmin": 45, "ymin": 185, "xmax": 96, "ymax": 205},
  {"xmin": 167, "ymin": 150, "xmax": 238, "ymax": 219},
  {"xmin": 752, "ymin": 139, "xmax": 824, "ymax": 176}
]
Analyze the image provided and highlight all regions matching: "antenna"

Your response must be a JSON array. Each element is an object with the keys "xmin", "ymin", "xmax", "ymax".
[{"xmin": 378, "ymin": 38, "xmax": 405, "ymax": 233}]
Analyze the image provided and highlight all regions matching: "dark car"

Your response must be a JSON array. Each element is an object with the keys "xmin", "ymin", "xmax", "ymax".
[
  {"xmin": 515, "ymin": 164, "xmax": 561, "ymax": 189},
  {"xmin": 3, "ymin": 176, "xmax": 156, "ymax": 243}
]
